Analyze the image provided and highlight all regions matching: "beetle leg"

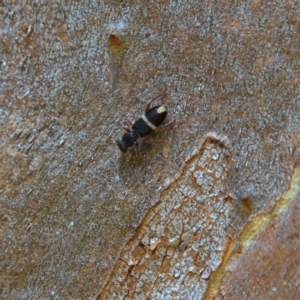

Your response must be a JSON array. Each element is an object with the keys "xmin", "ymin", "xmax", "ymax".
[
  {"xmin": 123, "ymin": 127, "xmax": 131, "ymax": 132},
  {"xmin": 156, "ymin": 121, "xmax": 176, "ymax": 131},
  {"xmin": 127, "ymin": 119, "xmax": 134, "ymax": 127},
  {"xmin": 145, "ymin": 137, "xmax": 162, "ymax": 144},
  {"xmin": 134, "ymin": 141, "xmax": 140, "ymax": 156},
  {"xmin": 145, "ymin": 90, "xmax": 166, "ymax": 113}
]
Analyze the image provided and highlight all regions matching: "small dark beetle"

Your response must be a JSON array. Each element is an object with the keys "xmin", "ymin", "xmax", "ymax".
[{"xmin": 117, "ymin": 92, "xmax": 174, "ymax": 154}]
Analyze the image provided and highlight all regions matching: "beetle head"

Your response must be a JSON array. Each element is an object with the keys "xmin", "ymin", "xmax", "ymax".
[{"xmin": 117, "ymin": 131, "xmax": 138, "ymax": 153}]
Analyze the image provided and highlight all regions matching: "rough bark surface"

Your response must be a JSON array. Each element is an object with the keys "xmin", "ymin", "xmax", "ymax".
[
  {"xmin": 1, "ymin": 1, "xmax": 299, "ymax": 299},
  {"xmin": 219, "ymin": 166, "xmax": 300, "ymax": 300},
  {"xmin": 100, "ymin": 135, "xmax": 233, "ymax": 299}
]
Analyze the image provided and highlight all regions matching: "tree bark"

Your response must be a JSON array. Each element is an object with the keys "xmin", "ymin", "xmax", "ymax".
[{"xmin": 1, "ymin": 1, "xmax": 299, "ymax": 299}]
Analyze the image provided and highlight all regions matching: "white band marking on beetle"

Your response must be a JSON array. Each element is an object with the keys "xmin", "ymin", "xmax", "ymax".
[
  {"xmin": 157, "ymin": 105, "xmax": 166, "ymax": 114},
  {"xmin": 141, "ymin": 115, "xmax": 157, "ymax": 130}
]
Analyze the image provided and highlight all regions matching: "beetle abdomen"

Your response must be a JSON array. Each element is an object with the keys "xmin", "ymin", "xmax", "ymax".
[
  {"xmin": 132, "ymin": 105, "xmax": 167, "ymax": 138},
  {"xmin": 145, "ymin": 105, "xmax": 167, "ymax": 127}
]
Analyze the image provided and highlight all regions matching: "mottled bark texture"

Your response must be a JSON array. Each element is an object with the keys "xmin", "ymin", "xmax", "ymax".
[{"xmin": 1, "ymin": 1, "xmax": 299, "ymax": 299}]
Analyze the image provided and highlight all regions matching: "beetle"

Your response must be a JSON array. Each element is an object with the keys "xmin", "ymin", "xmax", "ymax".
[{"xmin": 117, "ymin": 92, "xmax": 174, "ymax": 154}]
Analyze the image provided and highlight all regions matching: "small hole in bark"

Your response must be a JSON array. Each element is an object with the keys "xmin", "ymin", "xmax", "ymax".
[
  {"xmin": 108, "ymin": 34, "xmax": 124, "ymax": 53},
  {"xmin": 239, "ymin": 197, "xmax": 254, "ymax": 213}
]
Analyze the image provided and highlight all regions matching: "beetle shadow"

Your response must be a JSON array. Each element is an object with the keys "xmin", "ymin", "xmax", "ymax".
[{"xmin": 116, "ymin": 140, "xmax": 163, "ymax": 186}]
